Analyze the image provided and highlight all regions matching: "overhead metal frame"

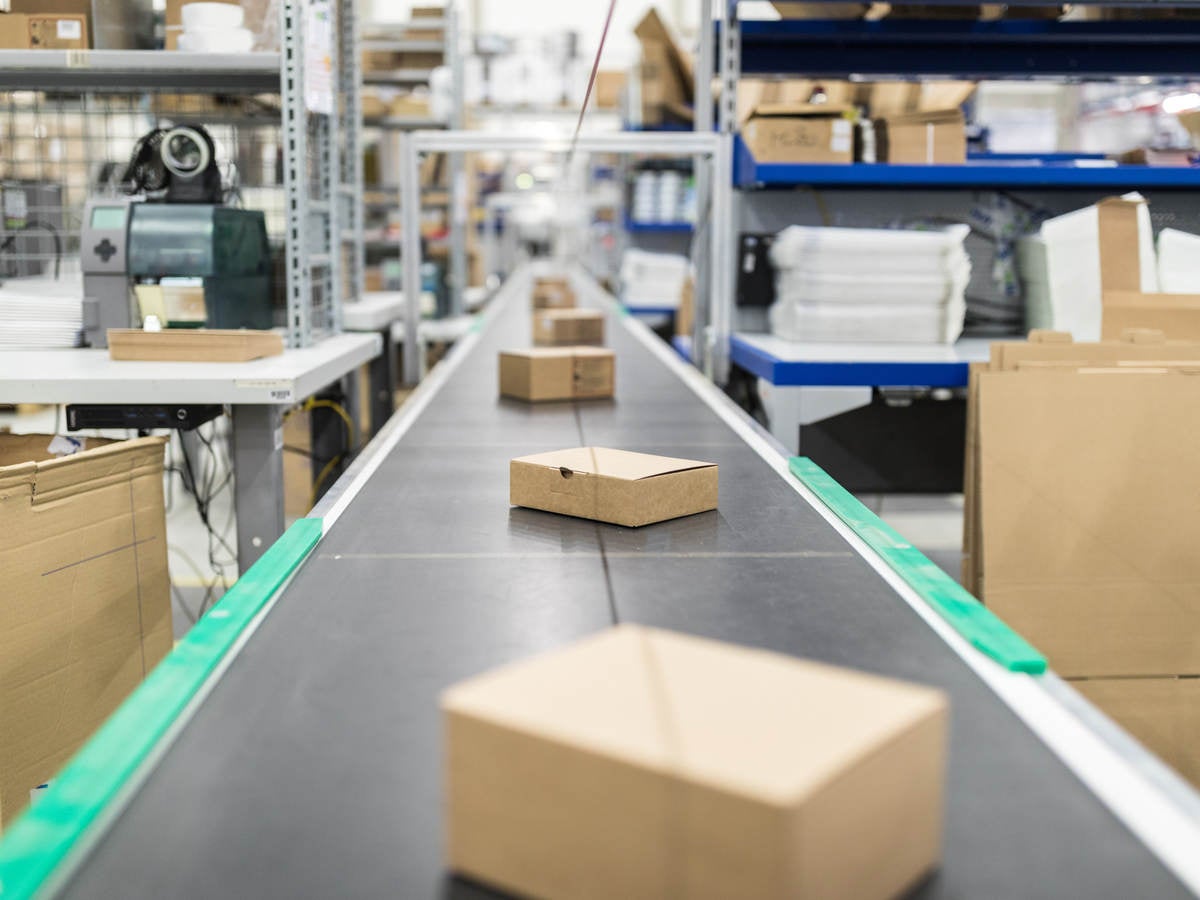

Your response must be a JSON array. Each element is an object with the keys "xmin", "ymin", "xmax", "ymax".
[{"xmin": 399, "ymin": 130, "xmax": 724, "ymax": 384}]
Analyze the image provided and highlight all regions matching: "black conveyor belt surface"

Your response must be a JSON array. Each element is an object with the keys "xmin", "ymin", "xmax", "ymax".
[{"xmin": 58, "ymin": 276, "xmax": 1189, "ymax": 899}]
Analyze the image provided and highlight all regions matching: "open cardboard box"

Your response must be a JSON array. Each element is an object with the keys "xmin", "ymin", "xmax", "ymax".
[
  {"xmin": 510, "ymin": 447, "xmax": 717, "ymax": 527},
  {"xmin": 1100, "ymin": 196, "xmax": 1200, "ymax": 339},
  {"xmin": 444, "ymin": 625, "xmax": 948, "ymax": 900}
]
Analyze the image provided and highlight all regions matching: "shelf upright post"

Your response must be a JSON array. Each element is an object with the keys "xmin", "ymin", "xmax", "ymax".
[
  {"xmin": 706, "ymin": 0, "xmax": 740, "ymax": 383},
  {"xmin": 339, "ymin": 0, "xmax": 364, "ymax": 314},
  {"xmin": 401, "ymin": 131, "xmax": 424, "ymax": 385},
  {"xmin": 691, "ymin": 0, "xmax": 715, "ymax": 378},
  {"xmin": 447, "ymin": 2, "xmax": 468, "ymax": 317},
  {"xmin": 281, "ymin": 0, "xmax": 312, "ymax": 347}
]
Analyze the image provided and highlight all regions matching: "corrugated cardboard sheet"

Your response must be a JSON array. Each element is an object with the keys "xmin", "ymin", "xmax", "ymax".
[
  {"xmin": 498, "ymin": 348, "xmax": 614, "ymax": 402},
  {"xmin": 444, "ymin": 625, "xmax": 947, "ymax": 900},
  {"xmin": 0, "ymin": 434, "xmax": 171, "ymax": 830},
  {"xmin": 510, "ymin": 447, "xmax": 717, "ymax": 527}
]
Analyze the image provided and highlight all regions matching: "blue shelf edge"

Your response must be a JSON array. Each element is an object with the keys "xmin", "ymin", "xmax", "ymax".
[
  {"xmin": 624, "ymin": 304, "xmax": 679, "ymax": 317},
  {"xmin": 672, "ymin": 334, "xmax": 693, "ymax": 362},
  {"xmin": 624, "ymin": 218, "xmax": 695, "ymax": 234},
  {"xmin": 730, "ymin": 335, "xmax": 971, "ymax": 388},
  {"xmin": 734, "ymin": 136, "xmax": 1200, "ymax": 190}
]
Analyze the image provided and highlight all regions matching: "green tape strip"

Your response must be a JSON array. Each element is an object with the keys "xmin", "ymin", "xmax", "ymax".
[
  {"xmin": 789, "ymin": 458, "xmax": 1046, "ymax": 675},
  {"xmin": 0, "ymin": 518, "xmax": 323, "ymax": 900}
]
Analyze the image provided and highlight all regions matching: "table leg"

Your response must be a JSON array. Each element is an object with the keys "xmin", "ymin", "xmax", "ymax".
[
  {"xmin": 231, "ymin": 404, "xmax": 285, "ymax": 573},
  {"xmin": 370, "ymin": 325, "xmax": 396, "ymax": 436}
]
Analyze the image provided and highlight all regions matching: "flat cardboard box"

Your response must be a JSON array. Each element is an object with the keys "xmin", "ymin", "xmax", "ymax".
[
  {"xmin": 0, "ymin": 12, "xmax": 87, "ymax": 48},
  {"xmin": 107, "ymin": 328, "xmax": 284, "ymax": 362},
  {"xmin": 741, "ymin": 103, "xmax": 855, "ymax": 164},
  {"xmin": 498, "ymin": 348, "xmax": 614, "ymax": 403},
  {"xmin": 532, "ymin": 277, "xmax": 576, "ymax": 310},
  {"xmin": 1100, "ymin": 196, "xmax": 1200, "ymax": 340},
  {"xmin": 875, "ymin": 108, "xmax": 966, "ymax": 164},
  {"xmin": 1, "ymin": 434, "xmax": 171, "ymax": 830},
  {"xmin": 510, "ymin": 447, "xmax": 717, "ymax": 527},
  {"xmin": 975, "ymin": 365, "xmax": 1200, "ymax": 677},
  {"xmin": 532, "ymin": 309, "xmax": 604, "ymax": 347},
  {"xmin": 1072, "ymin": 676, "xmax": 1200, "ymax": 788},
  {"xmin": 444, "ymin": 625, "xmax": 948, "ymax": 900}
]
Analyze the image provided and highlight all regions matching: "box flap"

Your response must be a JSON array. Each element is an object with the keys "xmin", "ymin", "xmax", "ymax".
[
  {"xmin": 501, "ymin": 347, "xmax": 614, "ymax": 360},
  {"xmin": 633, "ymin": 8, "xmax": 693, "ymax": 87},
  {"xmin": 878, "ymin": 107, "xmax": 964, "ymax": 126},
  {"xmin": 513, "ymin": 447, "xmax": 714, "ymax": 481},
  {"xmin": 750, "ymin": 102, "xmax": 853, "ymax": 120},
  {"xmin": 443, "ymin": 625, "xmax": 946, "ymax": 803},
  {"xmin": 1097, "ymin": 196, "xmax": 1145, "ymax": 295}
]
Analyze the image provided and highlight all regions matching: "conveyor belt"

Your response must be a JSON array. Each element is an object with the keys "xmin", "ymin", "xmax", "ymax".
[{"xmin": 27, "ymin": 270, "xmax": 1200, "ymax": 898}]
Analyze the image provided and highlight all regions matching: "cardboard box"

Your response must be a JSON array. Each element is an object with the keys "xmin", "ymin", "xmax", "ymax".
[
  {"xmin": 1072, "ymin": 676, "xmax": 1200, "ymax": 788},
  {"xmin": 444, "ymin": 625, "xmax": 948, "ymax": 900},
  {"xmin": 533, "ymin": 309, "xmax": 605, "ymax": 346},
  {"xmin": 594, "ymin": 70, "xmax": 625, "ymax": 110},
  {"xmin": 10, "ymin": 0, "xmax": 153, "ymax": 49},
  {"xmin": 875, "ymin": 108, "xmax": 966, "ymax": 164},
  {"xmin": 968, "ymin": 346, "xmax": 1200, "ymax": 677},
  {"xmin": 1, "ymin": 434, "xmax": 171, "ymax": 829},
  {"xmin": 741, "ymin": 104, "xmax": 856, "ymax": 164},
  {"xmin": 676, "ymin": 274, "xmax": 694, "ymax": 338},
  {"xmin": 107, "ymin": 329, "xmax": 284, "ymax": 362},
  {"xmin": 532, "ymin": 277, "xmax": 576, "ymax": 310},
  {"xmin": 498, "ymin": 348, "xmax": 615, "ymax": 403},
  {"xmin": 510, "ymin": 447, "xmax": 717, "ymax": 527},
  {"xmin": 1099, "ymin": 197, "xmax": 1200, "ymax": 340},
  {"xmin": 0, "ymin": 12, "xmax": 87, "ymax": 49},
  {"xmin": 772, "ymin": 1, "xmax": 869, "ymax": 18}
]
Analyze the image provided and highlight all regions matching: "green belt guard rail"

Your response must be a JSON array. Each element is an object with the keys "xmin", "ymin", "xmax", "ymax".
[
  {"xmin": 0, "ymin": 518, "xmax": 324, "ymax": 900},
  {"xmin": 789, "ymin": 457, "xmax": 1047, "ymax": 675}
]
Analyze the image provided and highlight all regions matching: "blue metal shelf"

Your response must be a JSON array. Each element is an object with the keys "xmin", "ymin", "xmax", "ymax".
[
  {"xmin": 730, "ymin": 19, "xmax": 1200, "ymax": 78},
  {"xmin": 672, "ymin": 334, "xmax": 693, "ymax": 362},
  {"xmin": 735, "ymin": 137, "xmax": 1200, "ymax": 190},
  {"xmin": 623, "ymin": 304, "xmax": 679, "ymax": 316},
  {"xmin": 730, "ymin": 334, "xmax": 980, "ymax": 387},
  {"xmin": 624, "ymin": 218, "xmax": 694, "ymax": 234}
]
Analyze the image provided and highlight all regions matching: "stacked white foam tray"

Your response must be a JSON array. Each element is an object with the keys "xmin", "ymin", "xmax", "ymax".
[
  {"xmin": 0, "ymin": 277, "xmax": 83, "ymax": 349},
  {"xmin": 767, "ymin": 224, "xmax": 971, "ymax": 343},
  {"xmin": 620, "ymin": 249, "xmax": 689, "ymax": 310}
]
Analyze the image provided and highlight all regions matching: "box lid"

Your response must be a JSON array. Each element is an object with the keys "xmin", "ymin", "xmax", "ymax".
[
  {"xmin": 540, "ymin": 308, "xmax": 603, "ymax": 320},
  {"xmin": 444, "ymin": 625, "xmax": 946, "ymax": 804},
  {"xmin": 513, "ymin": 447, "xmax": 713, "ymax": 482},
  {"xmin": 501, "ymin": 347, "xmax": 613, "ymax": 360},
  {"xmin": 877, "ymin": 107, "xmax": 964, "ymax": 126},
  {"xmin": 749, "ymin": 102, "xmax": 854, "ymax": 120}
]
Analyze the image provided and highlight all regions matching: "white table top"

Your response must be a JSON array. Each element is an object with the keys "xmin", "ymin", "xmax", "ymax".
[
  {"xmin": 0, "ymin": 332, "xmax": 381, "ymax": 405},
  {"xmin": 343, "ymin": 293, "xmax": 407, "ymax": 332},
  {"xmin": 733, "ymin": 332, "xmax": 993, "ymax": 364},
  {"xmin": 390, "ymin": 315, "xmax": 477, "ymax": 344}
]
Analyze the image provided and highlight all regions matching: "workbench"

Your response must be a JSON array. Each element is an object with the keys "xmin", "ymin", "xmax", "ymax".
[
  {"xmin": 1, "ymin": 269, "xmax": 1197, "ymax": 899},
  {"xmin": 0, "ymin": 333, "xmax": 380, "ymax": 571}
]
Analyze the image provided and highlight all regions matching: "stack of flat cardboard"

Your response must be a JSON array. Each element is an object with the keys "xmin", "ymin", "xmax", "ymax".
[
  {"xmin": 444, "ymin": 625, "xmax": 947, "ymax": 899},
  {"xmin": 1, "ymin": 434, "xmax": 172, "ymax": 829},
  {"xmin": 964, "ymin": 330, "xmax": 1200, "ymax": 785}
]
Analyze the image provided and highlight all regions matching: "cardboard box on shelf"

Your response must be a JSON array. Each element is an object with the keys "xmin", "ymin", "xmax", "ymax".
[
  {"xmin": 510, "ymin": 447, "xmax": 717, "ymax": 527},
  {"xmin": 1099, "ymin": 197, "xmax": 1200, "ymax": 340},
  {"xmin": 444, "ymin": 625, "xmax": 947, "ymax": 899},
  {"xmin": 734, "ymin": 79, "xmax": 855, "ymax": 127},
  {"xmin": 531, "ymin": 277, "xmax": 575, "ymax": 310},
  {"xmin": 676, "ymin": 274, "xmax": 694, "ymax": 338},
  {"xmin": 594, "ymin": 70, "xmax": 626, "ymax": 110},
  {"xmin": 533, "ymin": 309, "xmax": 604, "ymax": 346},
  {"xmin": 1072, "ymin": 676, "xmax": 1200, "ymax": 788},
  {"xmin": 0, "ymin": 12, "xmax": 88, "ymax": 49},
  {"xmin": 498, "ymin": 348, "xmax": 615, "ymax": 403},
  {"xmin": 0, "ymin": 434, "xmax": 171, "ymax": 830},
  {"xmin": 741, "ymin": 104, "xmax": 856, "ymax": 164},
  {"xmin": 772, "ymin": 1, "xmax": 870, "ymax": 18},
  {"xmin": 875, "ymin": 108, "xmax": 966, "ymax": 164}
]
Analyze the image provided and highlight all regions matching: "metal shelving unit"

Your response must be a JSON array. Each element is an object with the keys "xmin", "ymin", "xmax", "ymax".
[
  {"xmin": 0, "ymin": 0, "xmax": 362, "ymax": 349},
  {"xmin": 712, "ymin": 0, "xmax": 1200, "ymax": 384}
]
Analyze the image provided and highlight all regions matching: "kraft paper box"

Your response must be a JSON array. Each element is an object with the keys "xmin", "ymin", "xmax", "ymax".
[
  {"xmin": 510, "ymin": 447, "xmax": 716, "ymax": 527},
  {"xmin": 532, "ymin": 277, "xmax": 576, "ymax": 310},
  {"xmin": 498, "ymin": 348, "xmax": 614, "ymax": 403},
  {"xmin": 1072, "ymin": 676, "xmax": 1200, "ymax": 788},
  {"xmin": 0, "ymin": 12, "xmax": 88, "ymax": 49},
  {"xmin": 533, "ymin": 309, "xmax": 604, "ymax": 347},
  {"xmin": 0, "ymin": 434, "xmax": 171, "ymax": 830},
  {"xmin": 742, "ymin": 104, "xmax": 855, "ymax": 164},
  {"xmin": 875, "ymin": 108, "xmax": 966, "ymax": 164},
  {"xmin": 443, "ymin": 625, "xmax": 948, "ymax": 900}
]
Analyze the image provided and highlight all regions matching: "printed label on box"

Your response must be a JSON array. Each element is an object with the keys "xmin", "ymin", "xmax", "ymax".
[
  {"xmin": 831, "ymin": 119, "xmax": 852, "ymax": 153},
  {"xmin": 57, "ymin": 19, "xmax": 82, "ymax": 39}
]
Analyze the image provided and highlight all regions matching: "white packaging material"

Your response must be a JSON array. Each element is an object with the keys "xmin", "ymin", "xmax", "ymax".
[
  {"xmin": 769, "ymin": 300, "xmax": 966, "ymax": 344},
  {"xmin": 770, "ymin": 224, "xmax": 971, "ymax": 277},
  {"xmin": 774, "ymin": 259, "xmax": 971, "ymax": 308},
  {"xmin": 1156, "ymin": 228, "xmax": 1200, "ymax": 294},
  {"xmin": 0, "ymin": 277, "xmax": 83, "ymax": 349},
  {"xmin": 620, "ymin": 249, "xmax": 689, "ymax": 309}
]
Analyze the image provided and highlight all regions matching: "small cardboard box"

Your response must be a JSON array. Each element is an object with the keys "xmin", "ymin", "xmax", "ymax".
[
  {"xmin": 107, "ymin": 329, "xmax": 284, "ymax": 362},
  {"xmin": 533, "ymin": 309, "xmax": 604, "ymax": 346},
  {"xmin": 742, "ymin": 104, "xmax": 855, "ymax": 164},
  {"xmin": 532, "ymin": 277, "xmax": 576, "ymax": 310},
  {"xmin": 498, "ymin": 348, "xmax": 615, "ymax": 402},
  {"xmin": 444, "ymin": 625, "xmax": 948, "ymax": 900},
  {"xmin": 0, "ymin": 12, "xmax": 87, "ymax": 49},
  {"xmin": 1072, "ymin": 676, "xmax": 1200, "ymax": 788},
  {"xmin": 1099, "ymin": 197, "xmax": 1200, "ymax": 340},
  {"xmin": 510, "ymin": 447, "xmax": 717, "ymax": 527},
  {"xmin": 875, "ymin": 108, "xmax": 966, "ymax": 164},
  {"xmin": 1, "ymin": 434, "xmax": 171, "ymax": 830}
]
